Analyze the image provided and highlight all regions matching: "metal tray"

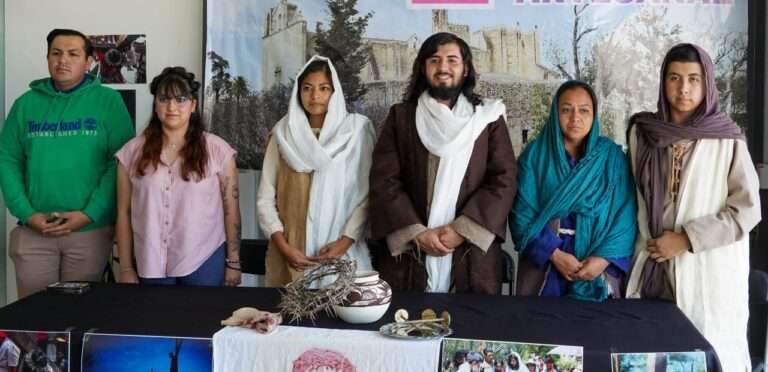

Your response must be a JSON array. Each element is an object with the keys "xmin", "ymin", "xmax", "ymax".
[{"xmin": 379, "ymin": 322, "xmax": 453, "ymax": 340}]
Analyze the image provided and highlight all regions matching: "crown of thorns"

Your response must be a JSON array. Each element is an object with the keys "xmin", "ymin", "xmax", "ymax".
[{"xmin": 279, "ymin": 259, "xmax": 357, "ymax": 323}]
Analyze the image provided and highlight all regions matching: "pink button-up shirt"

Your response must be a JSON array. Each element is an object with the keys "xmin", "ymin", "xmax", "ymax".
[{"xmin": 116, "ymin": 133, "xmax": 236, "ymax": 278}]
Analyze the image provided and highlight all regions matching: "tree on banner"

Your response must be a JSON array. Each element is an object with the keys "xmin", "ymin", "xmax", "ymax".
[
  {"xmin": 314, "ymin": 0, "xmax": 373, "ymax": 107},
  {"xmin": 714, "ymin": 32, "xmax": 748, "ymax": 129},
  {"xmin": 593, "ymin": 6, "xmax": 682, "ymax": 144},
  {"xmin": 231, "ymin": 76, "xmax": 250, "ymax": 104},
  {"xmin": 547, "ymin": 4, "xmax": 599, "ymax": 84},
  {"xmin": 208, "ymin": 51, "xmax": 231, "ymax": 104}
]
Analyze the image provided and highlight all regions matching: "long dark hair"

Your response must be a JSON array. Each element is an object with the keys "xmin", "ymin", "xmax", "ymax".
[
  {"xmin": 403, "ymin": 32, "xmax": 481, "ymax": 105},
  {"xmin": 135, "ymin": 66, "xmax": 208, "ymax": 182}
]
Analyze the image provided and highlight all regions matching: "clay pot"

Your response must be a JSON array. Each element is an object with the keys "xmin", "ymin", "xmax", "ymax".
[{"xmin": 333, "ymin": 271, "xmax": 392, "ymax": 324}]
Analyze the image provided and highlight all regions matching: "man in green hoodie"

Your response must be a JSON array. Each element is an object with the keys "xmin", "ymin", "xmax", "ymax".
[{"xmin": 0, "ymin": 29, "xmax": 134, "ymax": 298}]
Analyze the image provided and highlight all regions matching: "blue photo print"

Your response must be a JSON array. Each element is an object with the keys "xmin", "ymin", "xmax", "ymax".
[
  {"xmin": 81, "ymin": 333, "xmax": 212, "ymax": 372},
  {"xmin": 611, "ymin": 351, "xmax": 707, "ymax": 372}
]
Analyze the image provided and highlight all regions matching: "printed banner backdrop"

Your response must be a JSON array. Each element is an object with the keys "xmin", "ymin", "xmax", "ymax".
[
  {"xmin": 441, "ymin": 337, "xmax": 584, "ymax": 372},
  {"xmin": 204, "ymin": 0, "xmax": 747, "ymax": 169},
  {"xmin": 0, "ymin": 329, "xmax": 71, "ymax": 372}
]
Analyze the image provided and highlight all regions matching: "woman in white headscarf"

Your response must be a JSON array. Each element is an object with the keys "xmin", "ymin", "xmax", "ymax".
[
  {"xmin": 505, "ymin": 352, "xmax": 523, "ymax": 372},
  {"xmin": 257, "ymin": 56, "xmax": 375, "ymax": 287}
]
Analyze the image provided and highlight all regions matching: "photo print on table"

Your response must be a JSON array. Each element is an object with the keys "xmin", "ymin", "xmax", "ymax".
[
  {"xmin": 0, "ymin": 329, "xmax": 71, "ymax": 372},
  {"xmin": 441, "ymin": 337, "xmax": 583, "ymax": 372},
  {"xmin": 611, "ymin": 351, "xmax": 707, "ymax": 372},
  {"xmin": 81, "ymin": 333, "xmax": 213, "ymax": 372}
]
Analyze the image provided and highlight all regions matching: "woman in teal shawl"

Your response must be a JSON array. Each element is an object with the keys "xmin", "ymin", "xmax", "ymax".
[{"xmin": 509, "ymin": 81, "xmax": 637, "ymax": 302}]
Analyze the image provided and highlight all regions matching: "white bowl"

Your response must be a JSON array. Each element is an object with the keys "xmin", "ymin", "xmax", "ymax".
[{"xmin": 333, "ymin": 303, "xmax": 390, "ymax": 324}]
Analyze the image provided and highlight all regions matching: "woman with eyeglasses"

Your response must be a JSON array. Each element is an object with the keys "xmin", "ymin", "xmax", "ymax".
[{"xmin": 115, "ymin": 67, "xmax": 241, "ymax": 287}]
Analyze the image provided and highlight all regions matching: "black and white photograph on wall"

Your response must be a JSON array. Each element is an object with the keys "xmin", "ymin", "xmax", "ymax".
[
  {"xmin": 116, "ymin": 89, "xmax": 137, "ymax": 128},
  {"xmin": 204, "ymin": 0, "xmax": 747, "ymax": 169},
  {"xmin": 611, "ymin": 351, "xmax": 707, "ymax": 372},
  {"xmin": 88, "ymin": 34, "xmax": 147, "ymax": 84},
  {"xmin": 0, "ymin": 329, "xmax": 70, "ymax": 372},
  {"xmin": 441, "ymin": 337, "xmax": 583, "ymax": 372}
]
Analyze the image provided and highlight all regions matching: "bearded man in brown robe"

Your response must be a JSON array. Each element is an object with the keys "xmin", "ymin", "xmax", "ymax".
[{"xmin": 369, "ymin": 32, "xmax": 517, "ymax": 294}]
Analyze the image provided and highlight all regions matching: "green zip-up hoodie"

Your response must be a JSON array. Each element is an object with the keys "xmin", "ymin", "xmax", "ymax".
[{"xmin": 0, "ymin": 75, "xmax": 135, "ymax": 231}]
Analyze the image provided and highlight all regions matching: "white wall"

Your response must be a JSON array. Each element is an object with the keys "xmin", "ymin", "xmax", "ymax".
[{"xmin": 4, "ymin": 0, "xmax": 204, "ymax": 303}]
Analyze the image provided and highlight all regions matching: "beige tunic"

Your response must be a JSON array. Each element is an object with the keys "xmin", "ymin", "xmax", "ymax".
[
  {"xmin": 649, "ymin": 138, "xmax": 760, "ymax": 299},
  {"xmin": 386, "ymin": 153, "xmax": 495, "ymax": 255},
  {"xmin": 665, "ymin": 140, "xmax": 759, "ymax": 254},
  {"xmin": 257, "ymin": 132, "xmax": 367, "ymax": 287}
]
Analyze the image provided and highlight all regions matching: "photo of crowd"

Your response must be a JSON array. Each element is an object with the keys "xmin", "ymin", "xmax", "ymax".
[{"xmin": 442, "ymin": 338, "xmax": 583, "ymax": 372}]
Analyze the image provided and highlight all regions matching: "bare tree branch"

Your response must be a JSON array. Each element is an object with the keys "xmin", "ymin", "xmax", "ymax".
[
  {"xmin": 572, "ymin": 5, "xmax": 597, "ymax": 80},
  {"xmin": 555, "ymin": 64, "xmax": 574, "ymax": 81},
  {"xmin": 575, "ymin": 3, "xmax": 590, "ymax": 17},
  {"xmin": 576, "ymin": 27, "xmax": 599, "ymax": 43}
]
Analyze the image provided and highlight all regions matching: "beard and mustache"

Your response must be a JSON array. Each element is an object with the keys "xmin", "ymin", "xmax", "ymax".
[{"xmin": 427, "ymin": 72, "xmax": 465, "ymax": 101}]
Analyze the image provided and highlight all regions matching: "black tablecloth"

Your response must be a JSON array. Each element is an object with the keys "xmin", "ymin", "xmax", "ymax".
[{"xmin": 0, "ymin": 283, "xmax": 721, "ymax": 371}]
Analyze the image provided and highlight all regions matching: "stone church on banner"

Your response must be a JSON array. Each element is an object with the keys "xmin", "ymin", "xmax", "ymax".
[{"xmin": 261, "ymin": 0, "xmax": 560, "ymax": 150}]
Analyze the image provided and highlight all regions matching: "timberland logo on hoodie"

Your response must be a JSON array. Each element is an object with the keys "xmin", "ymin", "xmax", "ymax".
[
  {"xmin": 27, "ymin": 117, "xmax": 99, "ymax": 137},
  {"xmin": 84, "ymin": 118, "xmax": 98, "ymax": 130}
]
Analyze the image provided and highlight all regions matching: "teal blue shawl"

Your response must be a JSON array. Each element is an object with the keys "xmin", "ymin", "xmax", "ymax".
[{"xmin": 509, "ymin": 86, "xmax": 637, "ymax": 301}]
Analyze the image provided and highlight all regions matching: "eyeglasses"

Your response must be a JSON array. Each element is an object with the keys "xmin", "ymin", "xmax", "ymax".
[{"xmin": 156, "ymin": 95, "xmax": 192, "ymax": 105}]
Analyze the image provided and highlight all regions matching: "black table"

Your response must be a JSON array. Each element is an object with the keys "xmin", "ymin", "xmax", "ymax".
[{"xmin": 0, "ymin": 283, "xmax": 721, "ymax": 371}]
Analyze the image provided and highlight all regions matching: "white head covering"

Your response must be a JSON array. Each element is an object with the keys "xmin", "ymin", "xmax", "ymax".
[
  {"xmin": 274, "ymin": 55, "xmax": 354, "ymax": 172},
  {"xmin": 272, "ymin": 56, "xmax": 375, "ymax": 286},
  {"xmin": 505, "ymin": 351, "xmax": 524, "ymax": 372}
]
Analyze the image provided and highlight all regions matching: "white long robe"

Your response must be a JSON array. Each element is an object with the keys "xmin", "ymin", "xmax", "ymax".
[{"xmin": 627, "ymin": 127, "xmax": 759, "ymax": 372}]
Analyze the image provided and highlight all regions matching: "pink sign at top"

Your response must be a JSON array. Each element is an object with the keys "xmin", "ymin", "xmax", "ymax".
[
  {"xmin": 409, "ymin": 0, "xmax": 494, "ymax": 9},
  {"xmin": 412, "ymin": 0, "xmax": 489, "ymax": 3}
]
